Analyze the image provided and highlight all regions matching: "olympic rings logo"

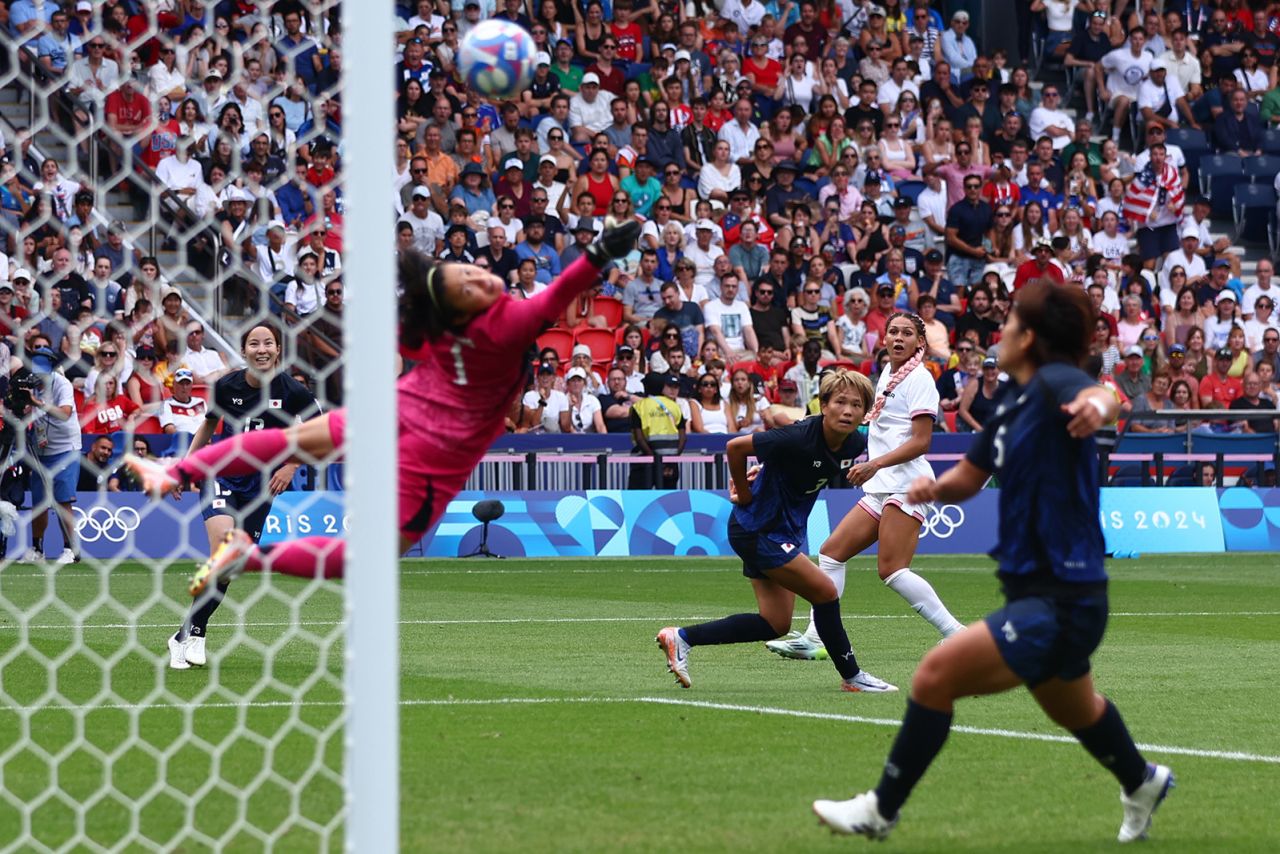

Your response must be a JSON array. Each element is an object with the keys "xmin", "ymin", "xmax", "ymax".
[
  {"xmin": 73, "ymin": 506, "xmax": 142, "ymax": 544},
  {"xmin": 920, "ymin": 504, "xmax": 965, "ymax": 539}
]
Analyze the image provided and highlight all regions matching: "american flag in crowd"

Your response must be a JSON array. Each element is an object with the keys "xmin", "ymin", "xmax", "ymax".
[{"xmin": 1122, "ymin": 161, "xmax": 1185, "ymax": 225}]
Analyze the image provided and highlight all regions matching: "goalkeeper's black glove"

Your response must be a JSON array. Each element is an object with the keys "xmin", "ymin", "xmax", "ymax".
[{"xmin": 585, "ymin": 220, "xmax": 641, "ymax": 267}]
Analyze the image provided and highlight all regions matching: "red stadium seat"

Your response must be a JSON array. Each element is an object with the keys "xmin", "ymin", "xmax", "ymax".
[
  {"xmin": 592, "ymin": 296, "xmax": 623, "ymax": 328},
  {"xmin": 857, "ymin": 360, "xmax": 873, "ymax": 375},
  {"xmin": 827, "ymin": 360, "xmax": 858, "ymax": 371},
  {"xmin": 944, "ymin": 410, "xmax": 958, "ymax": 433},
  {"xmin": 536, "ymin": 329, "xmax": 575, "ymax": 362},
  {"xmin": 133, "ymin": 416, "xmax": 164, "ymax": 434},
  {"xmin": 575, "ymin": 327, "xmax": 617, "ymax": 365}
]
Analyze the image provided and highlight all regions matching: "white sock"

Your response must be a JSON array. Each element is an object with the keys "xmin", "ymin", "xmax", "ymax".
[
  {"xmin": 883, "ymin": 568, "xmax": 964, "ymax": 637},
  {"xmin": 803, "ymin": 554, "xmax": 847, "ymax": 642}
]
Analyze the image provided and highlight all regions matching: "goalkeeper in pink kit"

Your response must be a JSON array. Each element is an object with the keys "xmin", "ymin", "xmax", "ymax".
[{"xmin": 127, "ymin": 221, "xmax": 640, "ymax": 595}]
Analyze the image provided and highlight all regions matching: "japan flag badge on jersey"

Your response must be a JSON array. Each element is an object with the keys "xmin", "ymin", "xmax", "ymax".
[
  {"xmin": 268, "ymin": 399, "xmax": 283, "ymax": 409},
  {"xmin": 841, "ymin": 459, "xmax": 853, "ymax": 469}
]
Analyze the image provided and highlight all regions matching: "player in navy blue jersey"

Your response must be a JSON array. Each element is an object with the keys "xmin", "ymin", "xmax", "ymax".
[
  {"xmin": 813, "ymin": 281, "xmax": 1173, "ymax": 843},
  {"xmin": 656, "ymin": 370, "xmax": 897, "ymax": 694},
  {"xmin": 165, "ymin": 323, "xmax": 319, "ymax": 671}
]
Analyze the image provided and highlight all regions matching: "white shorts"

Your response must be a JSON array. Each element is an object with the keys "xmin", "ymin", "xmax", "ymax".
[{"xmin": 857, "ymin": 491, "xmax": 931, "ymax": 524}]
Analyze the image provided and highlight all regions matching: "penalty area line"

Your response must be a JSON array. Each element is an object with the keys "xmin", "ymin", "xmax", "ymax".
[
  {"xmin": 5, "ymin": 610, "xmax": 1280, "ymax": 631},
  {"xmin": 4, "ymin": 694, "xmax": 1277, "ymax": 765}
]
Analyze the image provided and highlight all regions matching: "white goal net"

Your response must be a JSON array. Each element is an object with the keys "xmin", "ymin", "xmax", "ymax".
[{"xmin": 0, "ymin": 0, "xmax": 396, "ymax": 848}]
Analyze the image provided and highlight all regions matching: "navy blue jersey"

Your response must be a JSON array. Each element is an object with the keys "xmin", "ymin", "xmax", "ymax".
[
  {"xmin": 207, "ymin": 370, "xmax": 320, "ymax": 494},
  {"xmin": 733, "ymin": 416, "xmax": 866, "ymax": 539},
  {"xmin": 966, "ymin": 363, "xmax": 1107, "ymax": 585}
]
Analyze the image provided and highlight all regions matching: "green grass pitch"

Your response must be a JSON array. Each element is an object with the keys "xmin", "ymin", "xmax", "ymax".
[{"xmin": 0, "ymin": 555, "xmax": 1277, "ymax": 851}]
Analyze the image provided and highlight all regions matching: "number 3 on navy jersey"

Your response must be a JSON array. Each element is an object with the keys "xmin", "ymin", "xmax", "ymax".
[{"xmin": 450, "ymin": 337, "xmax": 474, "ymax": 386}]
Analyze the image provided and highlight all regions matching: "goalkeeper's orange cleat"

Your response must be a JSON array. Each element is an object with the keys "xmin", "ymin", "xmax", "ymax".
[{"xmin": 189, "ymin": 529, "xmax": 255, "ymax": 597}]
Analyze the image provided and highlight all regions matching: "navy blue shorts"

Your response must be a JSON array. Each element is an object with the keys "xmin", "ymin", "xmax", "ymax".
[
  {"xmin": 200, "ymin": 479, "xmax": 273, "ymax": 543},
  {"xmin": 728, "ymin": 517, "xmax": 803, "ymax": 579},
  {"xmin": 984, "ymin": 594, "xmax": 1109, "ymax": 688},
  {"xmin": 1136, "ymin": 223, "xmax": 1179, "ymax": 261}
]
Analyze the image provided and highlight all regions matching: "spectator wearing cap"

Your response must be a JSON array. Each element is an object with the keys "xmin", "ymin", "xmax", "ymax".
[
  {"xmin": 559, "ymin": 217, "xmax": 605, "ymax": 272},
  {"xmin": 1116, "ymin": 345, "xmax": 1153, "ymax": 400},
  {"xmin": 1139, "ymin": 59, "xmax": 1195, "ymax": 132},
  {"xmin": 152, "ymin": 286, "xmax": 190, "ymax": 356},
  {"xmin": 762, "ymin": 160, "xmax": 807, "ymax": 229},
  {"xmin": 1198, "ymin": 259, "xmax": 1240, "ymax": 312},
  {"xmin": 1200, "ymin": 346, "xmax": 1244, "ymax": 409},
  {"xmin": 284, "ymin": 249, "xmax": 325, "ymax": 321},
  {"xmin": 448, "ymin": 162, "xmax": 496, "ymax": 216},
  {"xmin": 523, "ymin": 361, "xmax": 570, "ymax": 433},
  {"xmin": 400, "ymin": 186, "xmax": 445, "ymax": 255},
  {"xmin": 958, "ymin": 355, "xmax": 1009, "ymax": 432},
  {"xmin": 569, "ymin": 73, "xmax": 615, "ymax": 144},
  {"xmin": 561, "ymin": 367, "xmax": 605, "ymax": 434},
  {"xmin": 520, "ymin": 54, "xmax": 561, "ymax": 123},
  {"xmin": 126, "ymin": 344, "xmax": 169, "ymax": 408},
  {"xmin": 684, "ymin": 219, "xmax": 724, "ymax": 295},
  {"xmin": 628, "ymin": 372, "xmax": 686, "ymax": 488},
  {"xmin": 1159, "ymin": 225, "xmax": 1208, "ymax": 296},
  {"xmin": 1013, "ymin": 238, "xmax": 1065, "ymax": 290},
  {"xmin": 515, "ymin": 215, "xmax": 561, "ymax": 284},
  {"xmin": 1203, "ymin": 288, "xmax": 1240, "ymax": 349}
]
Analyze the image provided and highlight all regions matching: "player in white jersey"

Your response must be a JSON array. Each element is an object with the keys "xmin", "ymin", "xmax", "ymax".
[{"xmin": 767, "ymin": 312, "xmax": 964, "ymax": 660}]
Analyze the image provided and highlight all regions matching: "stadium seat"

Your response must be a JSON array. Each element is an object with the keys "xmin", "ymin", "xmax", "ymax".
[
  {"xmin": 1263, "ymin": 127, "xmax": 1280, "ymax": 154},
  {"xmin": 536, "ymin": 329, "xmax": 575, "ymax": 362},
  {"xmin": 895, "ymin": 180, "xmax": 925, "ymax": 205},
  {"xmin": 944, "ymin": 410, "xmax": 958, "ymax": 433},
  {"xmin": 592, "ymin": 296, "xmax": 623, "ymax": 328},
  {"xmin": 1232, "ymin": 184, "xmax": 1277, "ymax": 246},
  {"xmin": 575, "ymin": 327, "xmax": 618, "ymax": 367},
  {"xmin": 1243, "ymin": 155, "xmax": 1280, "ymax": 183},
  {"xmin": 1198, "ymin": 154, "xmax": 1245, "ymax": 218},
  {"xmin": 826, "ymin": 360, "xmax": 858, "ymax": 371},
  {"xmin": 1114, "ymin": 433, "xmax": 1187, "ymax": 454},
  {"xmin": 133, "ymin": 416, "xmax": 164, "ymax": 434},
  {"xmin": 1167, "ymin": 127, "xmax": 1211, "ymax": 188},
  {"xmin": 1109, "ymin": 463, "xmax": 1150, "ymax": 487},
  {"xmin": 1189, "ymin": 433, "xmax": 1279, "ymax": 455},
  {"xmin": 1165, "ymin": 464, "xmax": 1197, "ymax": 486}
]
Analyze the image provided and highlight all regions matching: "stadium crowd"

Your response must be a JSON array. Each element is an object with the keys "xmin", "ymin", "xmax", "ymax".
[
  {"xmin": 378, "ymin": 0, "xmax": 1279, "ymax": 442},
  {"xmin": 1, "ymin": 0, "xmax": 1279, "ymax": 526}
]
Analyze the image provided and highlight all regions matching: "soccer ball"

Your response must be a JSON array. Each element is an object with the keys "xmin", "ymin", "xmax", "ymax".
[{"xmin": 457, "ymin": 20, "xmax": 537, "ymax": 99}]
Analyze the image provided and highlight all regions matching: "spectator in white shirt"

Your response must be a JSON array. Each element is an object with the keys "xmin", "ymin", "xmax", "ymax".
[
  {"xmin": 1029, "ymin": 85, "xmax": 1075, "ymax": 150},
  {"xmin": 703, "ymin": 273, "xmax": 757, "ymax": 361},
  {"xmin": 159, "ymin": 369, "xmax": 208, "ymax": 434},
  {"xmin": 569, "ymin": 73, "xmax": 615, "ymax": 143},
  {"xmin": 181, "ymin": 322, "xmax": 229, "ymax": 384}
]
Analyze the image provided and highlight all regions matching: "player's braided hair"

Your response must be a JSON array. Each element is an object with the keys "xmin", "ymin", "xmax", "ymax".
[
  {"xmin": 864, "ymin": 311, "xmax": 926, "ymax": 424},
  {"xmin": 398, "ymin": 250, "xmax": 456, "ymax": 349}
]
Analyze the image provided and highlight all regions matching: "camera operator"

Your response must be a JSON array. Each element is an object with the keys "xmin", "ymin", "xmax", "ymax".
[{"xmin": 19, "ymin": 346, "xmax": 81, "ymax": 564}]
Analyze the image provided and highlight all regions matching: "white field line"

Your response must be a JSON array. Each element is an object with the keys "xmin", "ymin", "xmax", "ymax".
[
  {"xmin": 0, "ymin": 694, "xmax": 1275, "ymax": 766},
  {"xmin": 3, "ymin": 610, "xmax": 1279, "ymax": 632}
]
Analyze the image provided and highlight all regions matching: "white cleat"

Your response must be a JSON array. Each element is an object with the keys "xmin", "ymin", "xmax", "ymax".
[
  {"xmin": 183, "ymin": 635, "xmax": 207, "ymax": 667},
  {"xmin": 813, "ymin": 790, "xmax": 897, "ymax": 840},
  {"xmin": 167, "ymin": 633, "xmax": 191, "ymax": 670},
  {"xmin": 52, "ymin": 548, "xmax": 79, "ymax": 565},
  {"xmin": 765, "ymin": 631, "xmax": 828, "ymax": 660},
  {"xmin": 842, "ymin": 670, "xmax": 899, "ymax": 693},
  {"xmin": 122, "ymin": 453, "xmax": 182, "ymax": 499},
  {"xmin": 655, "ymin": 626, "xmax": 691, "ymax": 688},
  {"xmin": 1118, "ymin": 763, "xmax": 1174, "ymax": 843},
  {"xmin": 17, "ymin": 549, "xmax": 44, "ymax": 564}
]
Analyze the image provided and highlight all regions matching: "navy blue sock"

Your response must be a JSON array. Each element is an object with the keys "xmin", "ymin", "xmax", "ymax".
[
  {"xmin": 1071, "ymin": 699, "xmax": 1149, "ymax": 794},
  {"xmin": 812, "ymin": 599, "xmax": 859, "ymax": 680},
  {"xmin": 874, "ymin": 699, "xmax": 953, "ymax": 820},
  {"xmin": 681, "ymin": 613, "xmax": 778, "ymax": 646}
]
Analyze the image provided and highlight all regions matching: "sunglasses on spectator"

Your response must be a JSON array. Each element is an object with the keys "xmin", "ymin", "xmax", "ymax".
[
  {"xmin": 996, "ymin": 211, "xmax": 1012, "ymax": 218},
  {"xmin": 664, "ymin": 332, "xmax": 681, "ymax": 338},
  {"xmin": 964, "ymin": 181, "xmax": 981, "ymax": 189},
  {"xmin": 957, "ymin": 345, "xmax": 974, "ymax": 352},
  {"xmin": 500, "ymin": 203, "xmax": 514, "ymax": 209},
  {"xmin": 100, "ymin": 350, "xmax": 118, "ymax": 358},
  {"xmin": 463, "ymin": 111, "xmax": 477, "ymax": 118},
  {"xmin": 549, "ymin": 133, "xmax": 563, "ymax": 140},
  {"xmin": 326, "ymin": 289, "xmax": 343, "ymax": 296},
  {"xmin": 533, "ymin": 196, "xmax": 548, "ymax": 203},
  {"xmin": 804, "ymin": 288, "xmax": 821, "ymax": 295},
  {"xmin": 698, "ymin": 381, "xmax": 717, "ymax": 388}
]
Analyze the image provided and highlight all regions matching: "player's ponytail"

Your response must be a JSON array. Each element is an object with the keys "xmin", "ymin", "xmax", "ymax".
[
  {"xmin": 398, "ymin": 250, "xmax": 456, "ymax": 349},
  {"xmin": 864, "ymin": 311, "xmax": 926, "ymax": 424}
]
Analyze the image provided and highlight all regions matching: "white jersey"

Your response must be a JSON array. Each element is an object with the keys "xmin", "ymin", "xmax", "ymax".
[{"xmin": 864, "ymin": 363, "xmax": 939, "ymax": 493}]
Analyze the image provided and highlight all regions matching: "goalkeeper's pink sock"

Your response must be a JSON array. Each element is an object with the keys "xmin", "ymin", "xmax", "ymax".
[
  {"xmin": 246, "ymin": 537, "xmax": 345, "ymax": 580},
  {"xmin": 173, "ymin": 429, "xmax": 293, "ymax": 481}
]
